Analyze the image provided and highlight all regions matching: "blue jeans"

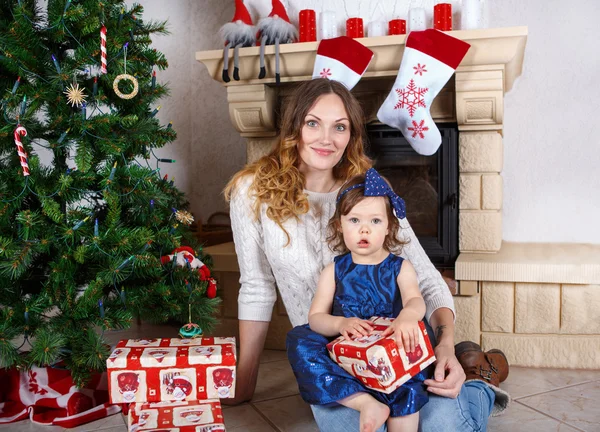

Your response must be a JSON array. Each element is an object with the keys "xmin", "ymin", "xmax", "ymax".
[{"xmin": 310, "ymin": 381, "xmax": 495, "ymax": 432}]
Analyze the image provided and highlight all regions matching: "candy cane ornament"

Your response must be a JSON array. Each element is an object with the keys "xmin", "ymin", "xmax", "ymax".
[
  {"xmin": 14, "ymin": 125, "xmax": 30, "ymax": 176},
  {"xmin": 100, "ymin": 25, "xmax": 107, "ymax": 74}
]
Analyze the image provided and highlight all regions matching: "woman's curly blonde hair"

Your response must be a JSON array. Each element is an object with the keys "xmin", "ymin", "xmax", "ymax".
[{"xmin": 224, "ymin": 79, "xmax": 372, "ymax": 245}]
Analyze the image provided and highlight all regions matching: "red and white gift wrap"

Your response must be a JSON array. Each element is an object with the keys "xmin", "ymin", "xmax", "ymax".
[
  {"xmin": 100, "ymin": 25, "xmax": 107, "ymax": 74},
  {"xmin": 13, "ymin": 125, "xmax": 29, "ymax": 176},
  {"xmin": 128, "ymin": 399, "xmax": 225, "ymax": 432},
  {"xmin": 326, "ymin": 317, "xmax": 435, "ymax": 394},
  {"xmin": 107, "ymin": 337, "xmax": 236, "ymax": 404}
]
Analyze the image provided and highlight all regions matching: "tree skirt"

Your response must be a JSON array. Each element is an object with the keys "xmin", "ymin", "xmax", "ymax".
[{"xmin": 0, "ymin": 365, "xmax": 121, "ymax": 428}]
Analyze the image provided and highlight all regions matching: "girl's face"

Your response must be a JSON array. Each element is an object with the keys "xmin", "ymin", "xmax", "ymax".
[
  {"xmin": 340, "ymin": 196, "xmax": 390, "ymax": 264},
  {"xmin": 297, "ymin": 93, "xmax": 351, "ymax": 174}
]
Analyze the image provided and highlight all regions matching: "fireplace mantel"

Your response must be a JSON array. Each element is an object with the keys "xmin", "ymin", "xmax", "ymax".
[
  {"xmin": 195, "ymin": 26, "xmax": 529, "ymax": 255},
  {"xmin": 196, "ymin": 27, "xmax": 527, "ymax": 92}
]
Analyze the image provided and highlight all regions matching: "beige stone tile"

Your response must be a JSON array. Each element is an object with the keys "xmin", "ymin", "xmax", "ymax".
[
  {"xmin": 459, "ymin": 211, "xmax": 502, "ymax": 252},
  {"xmin": 487, "ymin": 401, "xmax": 579, "ymax": 431},
  {"xmin": 482, "ymin": 282, "xmax": 514, "ymax": 333},
  {"xmin": 502, "ymin": 366, "xmax": 600, "ymax": 400},
  {"xmin": 253, "ymin": 395, "xmax": 319, "ymax": 432},
  {"xmin": 482, "ymin": 333, "xmax": 600, "ymax": 369},
  {"xmin": 519, "ymin": 380, "xmax": 600, "ymax": 431},
  {"xmin": 459, "ymin": 131, "xmax": 503, "ymax": 173},
  {"xmin": 260, "ymin": 349, "xmax": 288, "ymax": 364},
  {"xmin": 459, "ymin": 174, "xmax": 481, "ymax": 210},
  {"xmin": 561, "ymin": 284, "xmax": 600, "ymax": 334},
  {"xmin": 222, "ymin": 404, "xmax": 277, "ymax": 431},
  {"xmin": 65, "ymin": 413, "xmax": 126, "ymax": 431},
  {"xmin": 454, "ymin": 294, "xmax": 481, "ymax": 344},
  {"xmin": 253, "ymin": 359, "xmax": 300, "ymax": 402},
  {"xmin": 0, "ymin": 421, "xmax": 62, "ymax": 432},
  {"xmin": 515, "ymin": 283, "xmax": 560, "ymax": 333},
  {"xmin": 481, "ymin": 174, "xmax": 503, "ymax": 210}
]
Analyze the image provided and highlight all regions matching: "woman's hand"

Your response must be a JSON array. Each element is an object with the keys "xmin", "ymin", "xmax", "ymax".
[
  {"xmin": 423, "ymin": 343, "xmax": 466, "ymax": 399},
  {"xmin": 381, "ymin": 310, "xmax": 421, "ymax": 353},
  {"xmin": 338, "ymin": 317, "xmax": 373, "ymax": 340}
]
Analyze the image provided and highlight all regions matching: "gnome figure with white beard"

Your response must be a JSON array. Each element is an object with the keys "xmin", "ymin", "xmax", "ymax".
[
  {"xmin": 257, "ymin": 0, "xmax": 297, "ymax": 85},
  {"xmin": 219, "ymin": 0, "xmax": 256, "ymax": 82}
]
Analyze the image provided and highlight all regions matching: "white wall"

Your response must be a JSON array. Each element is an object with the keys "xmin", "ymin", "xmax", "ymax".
[{"xmin": 140, "ymin": 0, "xmax": 600, "ymax": 244}]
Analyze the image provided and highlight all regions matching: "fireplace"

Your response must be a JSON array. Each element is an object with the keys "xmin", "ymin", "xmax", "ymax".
[{"xmin": 366, "ymin": 124, "xmax": 459, "ymax": 268}]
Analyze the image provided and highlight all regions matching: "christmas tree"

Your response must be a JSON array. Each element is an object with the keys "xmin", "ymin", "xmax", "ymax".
[{"xmin": 0, "ymin": 0, "xmax": 220, "ymax": 386}]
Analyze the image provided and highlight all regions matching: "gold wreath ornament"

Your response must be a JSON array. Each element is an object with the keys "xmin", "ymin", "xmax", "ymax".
[{"xmin": 113, "ymin": 74, "xmax": 139, "ymax": 99}]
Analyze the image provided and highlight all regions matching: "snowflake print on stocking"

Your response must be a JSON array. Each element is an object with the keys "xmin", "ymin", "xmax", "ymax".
[
  {"xmin": 377, "ymin": 29, "xmax": 470, "ymax": 155},
  {"xmin": 320, "ymin": 68, "xmax": 332, "ymax": 78},
  {"xmin": 393, "ymin": 79, "xmax": 428, "ymax": 117},
  {"xmin": 408, "ymin": 119, "xmax": 430, "ymax": 139},
  {"xmin": 413, "ymin": 63, "xmax": 427, "ymax": 76}
]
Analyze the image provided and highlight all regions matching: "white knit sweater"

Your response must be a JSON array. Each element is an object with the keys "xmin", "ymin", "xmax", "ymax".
[{"xmin": 230, "ymin": 175, "xmax": 455, "ymax": 328}]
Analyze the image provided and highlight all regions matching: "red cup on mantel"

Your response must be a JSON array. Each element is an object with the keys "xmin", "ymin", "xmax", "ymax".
[
  {"xmin": 299, "ymin": 9, "xmax": 316, "ymax": 42},
  {"xmin": 434, "ymin": 3, "xmax": 452, "ymax": 31},
  {"xmin": 346, "ymin": 17, "xmax": 364, "ymax": 38},
  {"xmin": 388, "ymin": 19, "xmax": 406, "ymax": 35}
]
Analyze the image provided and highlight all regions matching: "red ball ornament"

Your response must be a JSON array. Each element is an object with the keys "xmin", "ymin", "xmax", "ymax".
[{"xmin": 206, "ymin": 279, "xmax": 217, "ymax": 299}]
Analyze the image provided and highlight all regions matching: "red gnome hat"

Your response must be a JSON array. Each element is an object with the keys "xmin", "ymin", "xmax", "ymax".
[
  {"xmin": 269, "ymin": 0, "xmax": 291, "ymax": 22},
  {"xmin": 257, "ymin": 0, "xmax": 297, "ymax": 84},
  {"xmin": 219, "ymin": 0, "xmax": 256, "ymax": 82}
]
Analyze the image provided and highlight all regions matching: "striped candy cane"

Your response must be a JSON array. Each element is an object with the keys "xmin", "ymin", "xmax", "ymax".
[
  {"xmin": 100, "ymin": 25, "xmax": 107, "ymax": 74},
  {"xmin": 14, "ymin": 125, "xmax": 30, "ymax": 176}
]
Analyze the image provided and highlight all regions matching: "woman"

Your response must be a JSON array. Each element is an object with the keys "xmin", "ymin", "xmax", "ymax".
[{"xmin": 224, "ymin": 78, "xmax": 507, "ymax": 431}]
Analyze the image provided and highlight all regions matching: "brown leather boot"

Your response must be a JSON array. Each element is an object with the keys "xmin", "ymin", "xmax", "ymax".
[
  {"xmin": 454, "ymin": 342, "xmax": 509, "ymax": 384},
  {"xmin": 455, "ymin": 341, "xmax": 511, "ymax": 416}
]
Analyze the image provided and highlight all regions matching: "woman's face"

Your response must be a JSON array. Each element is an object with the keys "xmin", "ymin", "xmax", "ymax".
[{"xmin": 297, "ymin": 93, "xmax": 351, "ymax": 174}]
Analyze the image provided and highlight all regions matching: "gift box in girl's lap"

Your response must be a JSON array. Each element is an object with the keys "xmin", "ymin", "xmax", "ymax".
[
  {"xmin": 326, "ymin": 317, "xmax": 435, "ymax": 394},
  {"xmin": 107, "ymin": 337, "xmax": 236, "ymax": 404},
  {"xmin": 128, "ymin": 399, "xmax": 225, "ymax": 431}
]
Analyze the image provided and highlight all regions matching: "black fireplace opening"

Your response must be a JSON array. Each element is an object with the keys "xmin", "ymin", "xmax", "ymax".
[{"xmin": 365, "ymin": 123, "xmax": 459, "ymax": 268}]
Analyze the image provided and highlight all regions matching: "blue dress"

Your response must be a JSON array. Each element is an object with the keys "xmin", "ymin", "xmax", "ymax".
[{"xmin": 286, "ymin": 253, "xmax": 435, "ymax": 417}]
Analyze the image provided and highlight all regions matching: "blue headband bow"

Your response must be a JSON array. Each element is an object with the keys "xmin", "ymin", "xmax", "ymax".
[{"xmin": 336, "ymin": 168, "xmax": 406, "ymax": 219}]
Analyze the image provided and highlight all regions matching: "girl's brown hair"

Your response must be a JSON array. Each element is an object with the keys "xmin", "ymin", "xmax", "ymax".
[
  {"xmin": 326, "ymin": 174, "xmax": 407, "ymax": 254},
  {"xmin": 224, "ymin": 79, "xmax": 372, "ymax": 244}
]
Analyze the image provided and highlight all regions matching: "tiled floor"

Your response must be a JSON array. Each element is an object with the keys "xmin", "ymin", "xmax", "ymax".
[{"xmin": 2, "ymin": 323, "xmax": 599, "ymax": 431}]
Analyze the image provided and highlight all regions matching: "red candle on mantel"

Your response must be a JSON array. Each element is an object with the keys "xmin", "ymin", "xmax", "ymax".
[
  {"xmin": 299, "ymin": 9, "xmax": 316, "ymax": 42},
  {"xmin": 388, "ymin": 19, "xmax": 406, "ymax": 35},
  {"xmin": 346, "ymin": 17, "xmax": 364, "ymax": 38},
  {"xmin": 434, "ymin": 3, "xmax": 452, "ymax": 31}
]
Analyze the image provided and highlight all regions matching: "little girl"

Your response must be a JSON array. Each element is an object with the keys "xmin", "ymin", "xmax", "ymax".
[{"xmin": 286, "ymin": 168, "xmax": 434, "ymax": 432}]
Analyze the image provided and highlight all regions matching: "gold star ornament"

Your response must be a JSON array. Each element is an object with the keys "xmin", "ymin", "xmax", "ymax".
[
  {"xmin": 175, "ymin": 210, "xmax": 194, "ymax": 225},
  {"xmin": 64, "ymin": 83, "xmax": 87, "ymax": 107}
]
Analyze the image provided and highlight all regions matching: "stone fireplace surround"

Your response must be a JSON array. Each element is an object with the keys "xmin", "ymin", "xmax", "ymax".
[{"xmin": 197, "ymin": 27, "xmax": 600, "ymax": 369}]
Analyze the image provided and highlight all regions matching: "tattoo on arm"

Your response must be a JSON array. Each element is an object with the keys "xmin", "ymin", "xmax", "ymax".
[{"xmin": 436, "ymin": 325, "xmax": 446, "ymax": 341}]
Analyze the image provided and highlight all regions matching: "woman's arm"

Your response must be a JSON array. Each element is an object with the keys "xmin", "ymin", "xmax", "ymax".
[
  {"xmin": 225, "ymin": 176, "xmax": 278, "ymax": 404},
  {"xmin": 309, "ymin": 264, "xmax": 372, "ymax": 339},
  {"xmin": 423, "ymin": 307, "xmax": 466, "ymax": 398},
  {"xmin": 397, "ymin": 217, "xmax": 455, "ymax": 323},
  {"xmin": 397, "ymin": 218, "xmax": 465, "ymax": 397},
  {"xmin": 222, "ymin": 319, "xmax": 269, "ymax": 404}
]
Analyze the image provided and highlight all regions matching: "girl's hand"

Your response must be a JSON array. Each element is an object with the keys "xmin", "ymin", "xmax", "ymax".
[
  {"xmin": 381, "ymin": 312, "xmax": 420, "ymax": 353},
  {"xmin": 338, "ymin": 317, "xmax": 373, "ymax": 341}
]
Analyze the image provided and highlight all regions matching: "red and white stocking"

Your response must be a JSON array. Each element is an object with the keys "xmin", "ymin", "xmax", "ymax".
[{"xmin": 377, "ymin": 29, "xmax": 470, "ymax": 155}]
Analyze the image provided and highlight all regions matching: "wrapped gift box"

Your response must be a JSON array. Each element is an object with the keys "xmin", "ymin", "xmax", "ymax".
[
  {"xmin": 128, "ymin": 399, "xmax": 225, "ymax": 431},
  {"xmin": 107, "ymin": 337, "xmax": 236, "ymax": 404},
  {"xmin": 326, "ymin": 317, "xmax": 435, "ymax": 394}
]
